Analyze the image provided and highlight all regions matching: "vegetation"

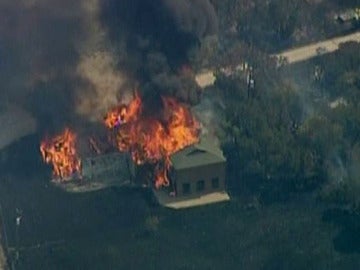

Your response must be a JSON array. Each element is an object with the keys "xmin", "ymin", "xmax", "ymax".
[
  {"xmin": 211, "ymin": 0, "xmax": 359, "ymax": 52},
  {"xmin": 207, "ymin": 37, "xmax": 360, "ymax": 206},
  {"xmin": 191, "ymin": 1, "xmax": 360, "ymax": 207}
]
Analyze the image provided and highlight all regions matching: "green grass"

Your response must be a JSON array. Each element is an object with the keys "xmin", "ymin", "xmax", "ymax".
[{"xmin": 10, "ymin": 194, "xmax": 360, "ymax": 270}]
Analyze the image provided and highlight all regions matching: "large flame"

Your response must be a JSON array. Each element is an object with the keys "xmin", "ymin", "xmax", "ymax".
[
  {"xmin": 104, "ymin": 94, "xmax": 200, "ymax": 188},
  {"xmin": 104, "ymin": 93, "xmax": 142, "ymax": 129},
  {"xmin": 40, "ymin": 128, "xmax": 81, "ymax": 181}
]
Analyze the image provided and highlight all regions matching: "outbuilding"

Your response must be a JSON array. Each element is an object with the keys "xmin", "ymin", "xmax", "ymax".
[{"xmin": 153, "ymin": 138, "xmax": 230, "ymax": 209}]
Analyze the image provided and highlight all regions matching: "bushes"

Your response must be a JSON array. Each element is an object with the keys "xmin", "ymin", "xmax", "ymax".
[{"xmin": 213, "ymin": 43, "xmax": 360, "ymax": 204}]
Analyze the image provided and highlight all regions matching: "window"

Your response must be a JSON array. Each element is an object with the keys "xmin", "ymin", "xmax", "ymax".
[
  {"xmin": 211, "ymin": 177, "xmax": 219, "ymax": 189},
  {"xmin": 182, "ymin": 183, "xmax": 191, "ymax": 195},
  {"xmin": 196, "ymin": 180, "xmax": 205, "ymax": 192}
]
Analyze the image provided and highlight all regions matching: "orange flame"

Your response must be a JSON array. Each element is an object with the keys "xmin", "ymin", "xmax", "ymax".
[
  {"xmin": 40, "ymin": 128, "xmax": 81, "ymax": 181},
  {"xmin": 104, "ymin": 94, "xmax": 200, "ymax": 188},
  {"xmin": 104, "ymin": 93, "xmax": 142, "ymax": 129},
  {"xmin": 154, "ymin": 155, "xmax": 172, "ymax": 189}
]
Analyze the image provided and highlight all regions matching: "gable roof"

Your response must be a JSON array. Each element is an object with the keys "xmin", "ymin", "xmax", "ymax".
[{"xmin": 170, "ymin": 138, "xmax": 226, "ymax": 170}]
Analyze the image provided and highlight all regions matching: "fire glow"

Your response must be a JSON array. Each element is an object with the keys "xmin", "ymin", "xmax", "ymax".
[
  {"xmin": 104, "ymin": 93, "xmax": 200, "ymax": 188},
  {"xmin": 40, "ymin": 128, "xmax": 82, "ymax": 181},
  {"xmin": 40, "ymin": 93, "xmax": 200, "ymax": 189},
  {"xmin": 104, "ymin": 93, "xmax": 142, "ymax": 128}
]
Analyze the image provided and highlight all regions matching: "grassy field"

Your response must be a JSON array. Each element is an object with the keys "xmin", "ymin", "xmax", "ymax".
[{"xmin": 1, "ymin": 135, "xmax": 360, "ymax": 270}]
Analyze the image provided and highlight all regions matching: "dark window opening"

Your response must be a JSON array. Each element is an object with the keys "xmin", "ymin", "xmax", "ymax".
[
  {"xmin": 212, "ymin": 177, "xmax": 219, "ymax": 189},
  {"xmin": 91, "ymin": 159, "xmax": 96, "ymax": 166},
  {"xmin": 182, "ymin": 183, "xmax": 191, "ymax": 195},
  {"xmin": 196, "ymin": 180, "xmax": 205, "ymax": 192}
]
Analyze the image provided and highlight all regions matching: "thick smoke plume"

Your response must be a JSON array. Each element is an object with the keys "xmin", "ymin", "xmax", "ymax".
[
  {"xmin": 0, "ymin": 0, "xmax": 218, "ymax": 134},
  {"xmin": 99, "ymin": 0, "xmax": 218, "ymax": 109},
  {"xmin": 75, "ymin": 0, "xmax": 132, "ymax": 123},
  {"xmin": 0, "ymin": 0, "xmax": 85, "ymax": 133}
]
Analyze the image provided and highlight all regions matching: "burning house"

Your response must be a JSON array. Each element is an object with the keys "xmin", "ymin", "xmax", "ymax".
[
  {"xmin": 39, "ymin": 92, "xmax": 200, "ymax": 191},
  {"xmin": 153, "ymin": 138, "xmax": 230, "ymax": 209},
  {"xmin": 102, "ymin": 93, "xmax": 202, "ymax": 189},
  {"xmin": 39, "ymin": 91, "xmax": 230, "ymax": 208},
  {"xmin": 73, "ymin": 133, "xmax": 136, "ymax": 192},
  {"xmin": 34, "ymin": 0, "xmax": 224, "ymax": 205},
  {"xmin": 40, "ymin": 128, "xmax": 136, "ymax": 193}
]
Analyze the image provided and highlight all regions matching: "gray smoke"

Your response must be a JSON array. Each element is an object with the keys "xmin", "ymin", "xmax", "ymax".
[{"xmin": 0, "ymin": 0, "xmax": 218, "ymax": 134}]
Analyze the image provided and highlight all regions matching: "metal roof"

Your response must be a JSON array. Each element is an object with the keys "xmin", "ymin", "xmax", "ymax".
[{"xmin": 170, "ymin": 138, "xmax": 226, "ymax": 170}]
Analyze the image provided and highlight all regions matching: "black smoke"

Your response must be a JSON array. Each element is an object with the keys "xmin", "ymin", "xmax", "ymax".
[
  {"xmin": 99, "ymin": 0, "xmax": 218, "ymax": 109},
  {"xmin": 100, "ymin": 0, "xmax": 217, "ymax": 67},
  {"xmin": 0, "ymin": 1, "xmax": 86, "ymax": 134},
  {"xmin": 0, "ymin": 0, "xmax": 218, "ymax": 133}
]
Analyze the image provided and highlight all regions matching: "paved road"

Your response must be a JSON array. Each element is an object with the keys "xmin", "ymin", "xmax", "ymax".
[
  {"xmin": 273, "ymin": 31, "xmax": 360, "ymax": 64},
  {"xmin": 195, "ymin": 31, "xmax": 360, "ymax": 88}
]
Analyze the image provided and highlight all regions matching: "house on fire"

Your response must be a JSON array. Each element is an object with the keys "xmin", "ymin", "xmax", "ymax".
[
  {"xmin": 153, "ymin": 138, "xmax": 230, "ymax": 209},
  {"xmin": 51, "ymin": 130, "xmax": 229, "ymax": 209},
  {"xmin": 53, "ymin": 133, "xmax": 136, "ymax": 193},
  {"xmin": 54, "ymin": 152, "xmax": 136, "ymax": 193}
]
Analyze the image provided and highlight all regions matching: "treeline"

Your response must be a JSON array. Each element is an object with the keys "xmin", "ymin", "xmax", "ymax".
[
  {"xmin": 211, "ymin": 0, "xmax": 358, "ymax": 52},
  {"xmin": 312, "ymin": 42, "xmax": 360, "ymax": 205},
  {"xmin": 211, "ymin": 42, "xmax": 360, "ymax": 204}
]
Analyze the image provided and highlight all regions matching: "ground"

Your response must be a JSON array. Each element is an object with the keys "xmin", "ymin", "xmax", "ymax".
[
  {"xmin": 0, "ymin": 135, "xmax": 360, "ymax": 270},
  {"xmin": 0, "ymin": 245, "xmax": 6, "ymax": 269}
]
